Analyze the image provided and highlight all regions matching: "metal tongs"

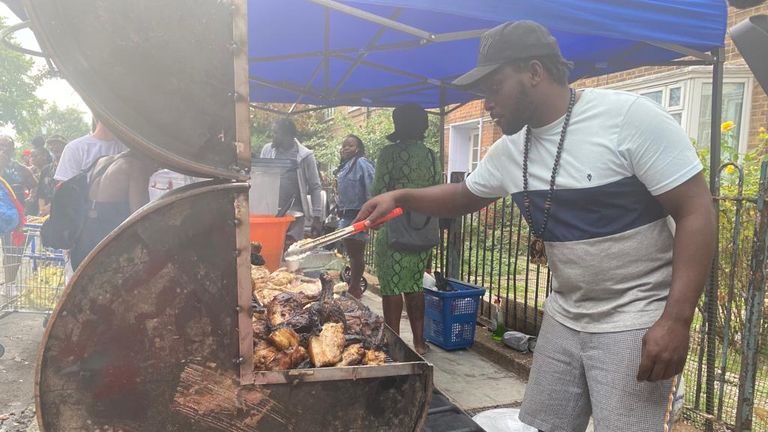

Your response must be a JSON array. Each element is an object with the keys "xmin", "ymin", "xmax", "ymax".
[{"xmin": 284, "ymin": 208, "xmax": 404, "ymax": 257}]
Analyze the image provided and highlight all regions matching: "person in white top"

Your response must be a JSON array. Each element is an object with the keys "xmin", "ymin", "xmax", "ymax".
[
  {"xmin": 54, "ymin": 119, "xmax": 127, "ymax": 282},
  {"xmin": 54, "ymin": 120, "xmax": 127, "ymax": 182},
  {"xmin": 357, "ymin": 21, "xmax": 716, "ymax": 432}
]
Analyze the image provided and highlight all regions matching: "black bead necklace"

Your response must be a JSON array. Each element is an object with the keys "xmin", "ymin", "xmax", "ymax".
[{"xmin": 522, "ymin": 88, "xmax": 576, "ymax": 266}]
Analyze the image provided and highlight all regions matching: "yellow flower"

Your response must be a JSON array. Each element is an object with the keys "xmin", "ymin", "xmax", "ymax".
[
  {"xmin": 724, "ymin": 165, "xmax": 736, "ymax": 175},
  {"xmin": 760, "ymin": 127, "xmax": 767, "ymax": 134},
  {"xmin": 721, "ymin": 121, "xmax": 735, "ymax": 133}
]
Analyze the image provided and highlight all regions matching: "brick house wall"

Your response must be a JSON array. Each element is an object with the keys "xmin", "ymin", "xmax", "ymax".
[{"xmin": 443, "ymin": 4, "xmax": 768, "ymax": 177}]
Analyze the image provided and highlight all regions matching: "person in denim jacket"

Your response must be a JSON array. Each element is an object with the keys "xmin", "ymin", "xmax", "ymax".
[{"xmin": 334, "ymin": 134, "xmax": 374, "ymax": 298}]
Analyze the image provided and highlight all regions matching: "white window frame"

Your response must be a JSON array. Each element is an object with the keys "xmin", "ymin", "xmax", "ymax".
[
  {"xmin": 687, "ymin": 77, "xmax": 753, "ymax": 154},
  {"xmin": 447, "ymin": 118, "xmax": 483, "ymax": 175},
  {"xmin": 608, "ymin": 65, "xmax": 753, "ymax": 154},
  {"xmin": 469, "ymin": 131, "xmax": 481, "ymax": 172}
]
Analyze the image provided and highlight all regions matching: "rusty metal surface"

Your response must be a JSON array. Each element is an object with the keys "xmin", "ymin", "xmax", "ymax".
[
  {"xmin": 35, "ymin": 180, "xmax": 432, "ymax": 431},
  {"xmin": 171, "ymin": 361, "xmax": 432, "ymax": 432},
  {"xmin": 251, "ymin": 325, "xmax": 429, "ymax": 385},
  {"xmin": 36, "ymin": 181, "xmax": 245, "ymax": 431},
  {"xmin": 22, "ymin": 0, "xmax": 242, "ymax": 179},
  {"xmin": 232, "ymin": 0, "xmax": 254, "ymax": 385}
]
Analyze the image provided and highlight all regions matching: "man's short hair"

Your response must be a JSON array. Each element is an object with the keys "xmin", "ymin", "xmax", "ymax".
[
  {"xmin": 510, "ymin": 55, "xmax": 573, "ymax": 86},
  {"xmin": 273, "ymin": 117, "xmax": 297, "ymax": 138}
]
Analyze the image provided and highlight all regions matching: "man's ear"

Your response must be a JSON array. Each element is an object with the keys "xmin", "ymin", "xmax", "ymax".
[{"xmin": 527, "ymin": 60, "xmax": 545, "ymax": 87}]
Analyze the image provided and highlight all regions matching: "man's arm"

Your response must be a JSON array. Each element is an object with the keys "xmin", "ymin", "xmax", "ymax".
[
  {"xmin": 637, "ymin": 172, "xmax": 716, "ymax": 382},
  {"xmin": 356, "ymin": 182, "xmax": 495, "ymax": 223}
]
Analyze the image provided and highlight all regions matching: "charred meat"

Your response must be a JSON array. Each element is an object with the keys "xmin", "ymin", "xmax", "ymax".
[
  {"xmin": 267, "ymin": 292, "xmax": 315, "ymax": 327},
  {"xmin": 252, "ymin": 269, "xmax": 390, "ymax": 371}
]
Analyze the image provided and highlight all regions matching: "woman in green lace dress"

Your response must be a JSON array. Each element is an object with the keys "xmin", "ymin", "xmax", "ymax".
[{"xmin": 372, "ymin": 104, "xmax": 441, "ymax": 355}]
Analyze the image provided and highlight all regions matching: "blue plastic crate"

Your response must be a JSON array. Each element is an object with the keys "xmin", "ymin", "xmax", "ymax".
[{"xmin": 424, "ymin": 279, "xmax": 486, "ymax": 350}]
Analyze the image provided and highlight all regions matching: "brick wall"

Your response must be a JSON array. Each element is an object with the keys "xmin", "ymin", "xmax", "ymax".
[
  {"xmin": 575, "ymin": 4, "xmax": 768, "ymax": 149},
  {"xmin": 446, "ymin": 4, "xmax": 768, "ymax": 155}
]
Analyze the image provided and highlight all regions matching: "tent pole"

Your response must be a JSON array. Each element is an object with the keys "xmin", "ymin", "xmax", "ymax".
[
  {"xmin": 704, "ymin": 47, "xmax": 724, "ymax": 432},
  {"xmin": 647, "ymin": 42, "xmax": 714, "ymax": 62},
  {"xmin": 709, "ymin": 48, "xmax": 724, "ymax": 192},
  {"xmin": 439, "ymin": 87, "xmax": 446, "ymax": 181},
  {"xmin": 440, "ymin": 87, "xmax": 460, "ymax": 279},
  {"xmin": 309, "ymin": 0, "xmax": 432, "ymax": 40}
]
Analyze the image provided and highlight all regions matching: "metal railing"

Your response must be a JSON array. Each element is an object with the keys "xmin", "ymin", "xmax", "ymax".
[{"xmin": 364, "ymin": 161, "xmax": 768, "ymax": 431}]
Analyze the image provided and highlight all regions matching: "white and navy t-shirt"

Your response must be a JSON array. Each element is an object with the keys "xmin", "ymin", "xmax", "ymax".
[{"xmin": 466, "ymin": 88, "xmax": 702, "ymax": 333}]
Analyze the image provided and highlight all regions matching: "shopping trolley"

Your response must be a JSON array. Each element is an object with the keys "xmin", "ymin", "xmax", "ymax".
[{"xmin": 0, "ymin": 223, "xmax": 66, "ymax": 358}]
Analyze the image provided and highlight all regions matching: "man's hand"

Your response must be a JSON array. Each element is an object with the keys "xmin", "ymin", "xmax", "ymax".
[
  {"xmin": 354, "ymin": 191, "xmax": 400, "ymax": 224},
  {"xmin": 636, "ymin": 317, "xmax": 690, "ymax": 382},
  {"xmin": 311, "ymin": 216, "xmax": 323, "ymax": 237}
]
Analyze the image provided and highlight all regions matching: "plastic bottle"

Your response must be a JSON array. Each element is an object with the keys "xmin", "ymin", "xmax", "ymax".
[{"xmin": 492, "ymin": 297, "xmax": 505, "ymax": 341}]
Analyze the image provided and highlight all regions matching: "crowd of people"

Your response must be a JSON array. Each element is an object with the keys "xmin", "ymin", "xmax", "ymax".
[{"xmin": 0, "ymin": 117, "xmax": 160, "ymax": 282}]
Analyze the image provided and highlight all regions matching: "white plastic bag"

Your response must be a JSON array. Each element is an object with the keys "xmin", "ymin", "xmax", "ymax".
[
  {"xmin": 423, "ymin": 272, "xmax": 437, "ymax": 290},
  {"xmin": 471, "ymin": 408, "xmax": 537, "ymax": 432}
]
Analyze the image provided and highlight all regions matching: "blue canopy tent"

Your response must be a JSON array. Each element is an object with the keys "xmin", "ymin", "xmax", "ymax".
[
  {"xmin": 2, "ymin": 0, "xmax": 729, "ymax": 180},
  {"xmin": 249, "ymin": 0, "xmax": 727, "ymax": 108},
  {"xmin": 247, "ymin": 0, "xmax": 727, "ymax": 191}
]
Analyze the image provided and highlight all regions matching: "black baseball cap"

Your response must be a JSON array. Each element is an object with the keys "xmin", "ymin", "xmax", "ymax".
[{"xmin": 453, "ymin": 21, "xmax": 568, "ymax": 88}]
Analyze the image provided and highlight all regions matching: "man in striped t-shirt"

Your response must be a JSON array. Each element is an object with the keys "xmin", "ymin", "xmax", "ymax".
[{"xmin": 357, "ymin": 21, "xmax": 716, "ymax": 431}]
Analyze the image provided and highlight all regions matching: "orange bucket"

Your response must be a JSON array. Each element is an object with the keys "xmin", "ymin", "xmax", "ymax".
[{"xmin": 249, "ymin": 215, "xmax": 295, "ymax": 271}]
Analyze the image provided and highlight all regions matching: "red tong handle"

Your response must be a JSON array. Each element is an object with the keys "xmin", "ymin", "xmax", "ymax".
[{"xmin": 350, "ymin": 207, "xmax": 404, "ymax": 232}]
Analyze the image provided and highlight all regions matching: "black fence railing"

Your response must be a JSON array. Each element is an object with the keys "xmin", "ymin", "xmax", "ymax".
[
  {"xmin": 365, "ymin": 196, "xmax": 550, "ymax": 335},
  {"xmin": 363, "ymin": 160, "xmax": 768, "ymax": 431}
]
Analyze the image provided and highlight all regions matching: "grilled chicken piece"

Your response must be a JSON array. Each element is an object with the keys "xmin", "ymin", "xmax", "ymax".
[
  {"xmin": 267, "ymin": 346, "xmax": 308, "ymax": 371},
  {"xmin": 254, "ymin": 339, "xmax": 308, "ymax": 371},
  {"xmin": 308, "ymin": 323, "xmax": 346, "ymax": 367},
  {"xmin": 267, "ymin": 292, "xmax": 315, "ymax": 327},
  {"xmin": 363, "ymin": 349, "xmax": 387, "ymax": 366},
  {"xmin": 251, "ymin": 265, "xmax": 270, "ymax": 286},
  {"xmin": 253, "ymin": 339, "xmax": 280, "ymax": 370},
  {"xmin": 269, "ymin": 327, "xmax": 300, "ymax": 350},
  {"xmin": 268, "ymin": 269, "xmax": 294, "ymax": 287},
  {"xmin": 336, "ymin": 343, "xmax": 366, "ymax": 367}
]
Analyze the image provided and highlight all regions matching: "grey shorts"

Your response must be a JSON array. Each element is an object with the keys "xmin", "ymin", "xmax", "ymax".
[{"xmin": 519, "ymin": 314, "xmax": 677, "ymax": 432}]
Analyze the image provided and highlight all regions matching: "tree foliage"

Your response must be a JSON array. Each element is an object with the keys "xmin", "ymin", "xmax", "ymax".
[
  {"xmin": 34, "ymin": 104, "xmax": 90, "ymax": 143},
  {"xmin": 0, "ymin": 17, "xmax": 89, "ymax": 145},
  {"xmin": 0, "ymin": 16, "xmax": 44, "ymax": 140}
]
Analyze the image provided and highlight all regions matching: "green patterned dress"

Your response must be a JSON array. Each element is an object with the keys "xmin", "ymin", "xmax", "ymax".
[{"xmin": 373, "ymin": 140, "xmax": 441, "ymax": 296}]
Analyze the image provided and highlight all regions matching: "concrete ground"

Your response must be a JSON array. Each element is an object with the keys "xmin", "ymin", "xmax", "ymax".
[
  {"xmin": 359, "ymin": 290, "xmax": 528, "ymax": 413},
  {"xmin": 0, "ymin": 312, "xmax": 43, "ymax": 432}
]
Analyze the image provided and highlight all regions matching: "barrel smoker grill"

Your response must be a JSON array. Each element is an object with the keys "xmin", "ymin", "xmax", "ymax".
[{"xmin": 23, "ymin": 0, "xmax": 433, "ymax": 430}]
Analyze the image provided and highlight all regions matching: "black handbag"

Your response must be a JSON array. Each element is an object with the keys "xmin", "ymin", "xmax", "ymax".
[{"xmin": 386, "ymin": 145, "xmax": 440, "ymax": 252}]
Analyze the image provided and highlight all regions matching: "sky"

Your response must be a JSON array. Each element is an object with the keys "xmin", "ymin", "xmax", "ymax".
[{"xmin": 1, "ymin": 4, "xmax": 91, "ymax": 135}]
